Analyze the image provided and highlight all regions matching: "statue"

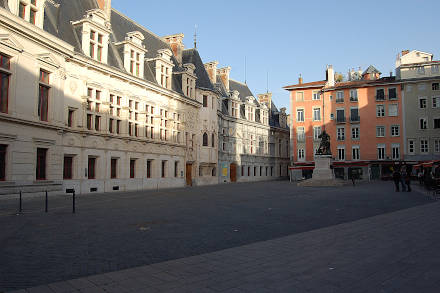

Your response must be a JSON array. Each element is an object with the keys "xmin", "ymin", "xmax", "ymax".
[{"xmin": 316, "ymin": 130, "xmax": 331, "ymax": 155}]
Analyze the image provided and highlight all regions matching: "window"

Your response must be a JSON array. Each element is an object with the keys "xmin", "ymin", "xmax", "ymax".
[
  {"xmin": 352, "ymin": 146, "xmax": 360, "ymax": 160},
  {"xmin": 87, "ymin": 114, "xmax": 93, "ymax": 130},
  {"xmin": 88, "ymin": 157, "xmax": 96, "ymax": 179},
  {"xmin": 95, "ymin": 116, "xmax": 100, "ymax": 131},
  {"xmin": 111, "ymin": 158, "xmax": 117, "ymax": 179},
  {"xmin": 67, "ymin": 109, "xmax": 75, "ymax": 127},
  {"xmin": 433, "ymin": 96, "xmax": 439, "ymax": 108},
  {"xmin": 388, "ymin": 104, "xmax": 398, "ymax": 117},
  {"xmin": 435, "ymin": 139, "xmax": 440, "ymax": 153},
  {"xmin": 376, "ymin": 126, "xmax": 385, "ymax": 137},
  {"xmin": 203, "ymin": 133, "xmax": 208, "ymax": 146},
  {"xmin": 337, "ymin": 127, "xmax": 345, "ymax": 141},
  {"xmin": 377, "ymin": 145, "xmax": 385, "ymax": 160},
  {"xmin": 434, "ymin": 118, "xmax": 440, "ymax": 129},
  {"xmin": 174, "ymin": 161, "xmax": 178, "ymax": 177},
  {"xmin": 128, "ymin": 122, "xmax": 133, "ymax": 136},
  {"xmin": 19, "ymin": 2, "xmax": 26, "ymax": 19},
  {"xmin": 109, "ymin": 118, "xmax": 113, "ymax": 133},
  {"xmin": 312, "ymin": 91, "xmax": 320, "ymax": 100},
  {"xmin": 419, "ymin": 97, "xmax": 427, "ymax": 109},
  {"xmin": 254, "ymin": 166, "xmax": 257, "ymax": 177},
  {"xmin": 408, "ymin": 140, "xmax": 415, "ymax": 155},
  {"xmin": 146, "ymin": 160, "xmax": 152, "ymax": 178},
  {"xmin": 350, "ymin": 108, "xmax": 359, "ymax": 122},
  {"xmin": 296, "ymin": 109, "xmax": 304, "ymax": 122},
  {"xmin": 36, "ymin": 148, "xmax": 47, "ymax": 180},
  {"xmin": 352, "ymin": 126, "xmax": 359, "ymax": 139},
  {"xmin": 130, "ymin": 159, "xmax": 136, "ymax": 178},
  {"xmin": 38, "ymin": 69, "xmax": 50, "ymax": 121},
  {"xmin": 392, "ymin": 144, "xmax": 400, "ymax": 160},
  {"xmin": 337, "ymin": 147, "xmax": 345, "ymax": 161},
  {"xmin": 420, "ymin": 139, "xmax": 429, "ymax": 153},
  {"xmin": 432, "ymin": 83, "xmax": 439, "ymax": 91},
  {"xmin": 129, "ymin": 50, "xmax": 140, "ymax": 77},
  {"xmin": 418, "ymin": 83, "xmax": 426, "ymax": 91},
  {"xmin": 376, "ymin": 105, "xmax": 385, "ymax": 117},
  {"xmin": 161, "ymin": 161, "xmax": 166, "ymax": 178},
  {"xmin": 203, "ymin": 95, "xmax": 208, "ymax": 107},
  {"xmin": 336, "ymin": 109, "xmax": 345, "ymax": 123},
  {"xmin": 211, "ymin": 133, "xmax": 215, "ymax": 147},
  {"xmin": 313, "ymin": 108, "xmax": 321, "ymax": 121},
  {"xmin": 313, "ymin": 126, "xmax": 321, "ymax": 141},
  {"xmin": 391, "ymin": 125, "xmax": 400, "ymax": 137},
  {"xmin": 298, "ymin": 149, "xmax": 305, "ymax": 160},
  {"xmin": 388, "ymin": 88, "xmax": 397, "ymax": 100},
  {"xmin": 297, "ymin": 127, "xmax": 305, "ymax": 142},
  {"xmin": 0, "ymin": 54, "xmax": 11, "ymax": 113},
  {"xmin": 417, "ymin": 66, "xmax": 425, "ymax": 75},
  {"xmin": 376, "ymin": 89, "xmax": 385, "ymax": 101},
  {"xmin": 349, "ymin": 89, "xmax": 358, "ymax": 101},
  {"xmin": 296, "ymin": 92, "xmax": 304, "ymax": 102},
  {"xmin": 0, "ymin": 145, "xmax": 5, "ymax": 180},
  {"xmin": 63, "ymin": 156, "xmax": 73, "ymax": 180},
  {"xmin": 89, "ymin": 30, "xmax": 103, "ymax": 61},
  {"xmin": 336, "ymin": 91, "xmax": 344, "ymax": 103},
  {"xmin": 420, "ymin": 118, "xmax": 427, "ymax": 130},
  {"xmin": 116, "ymin": 120, "xmax": 121, "ymax": 134}
]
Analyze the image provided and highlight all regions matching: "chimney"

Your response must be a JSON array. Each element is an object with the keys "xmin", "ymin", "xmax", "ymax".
[
  {"xmin": 204, "ymin": 61, "xmax": 218, "ymax": 84},
  {"xmin": 401, "ymin": 50, "xmax": 410, "ymax": 56},
  {"xmin": 163, "ymin": 34, "xmax": 184, "ymax": 65},
  {"xmin": 326, "ymin": 65, "xmax": 335, "ymax": 87},
  {"xmin": 298, "ymin": 74, "xmax": 303, "ymax": 84},
  {"xmin": 217, "ymin": 67, "xmax": 231, "ymax": 92},
  {"xmin": 97, "ymin": 0, "xmax": 111, "ymax": 20},
  {"xmin": 257, "ymin": 92, "xmax": 272, "ymax": 106}
]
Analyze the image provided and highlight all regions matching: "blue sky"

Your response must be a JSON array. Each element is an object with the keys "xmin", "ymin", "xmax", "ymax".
[{"xmin": 112, "ymin": 0, "xmax": 440, "ymax": 113}]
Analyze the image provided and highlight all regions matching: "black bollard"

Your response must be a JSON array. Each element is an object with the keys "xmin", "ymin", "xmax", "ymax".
[
  {"xmin": 72, "ymin": 190, "xmax": 76, "ymax": 214},
  {"xmin": 45, "ymin": 191, "xmax": 48, "ymax": 213},
  {"xmin": 19, "ymin": 191, "xmax": 22, "ymax": 213}
]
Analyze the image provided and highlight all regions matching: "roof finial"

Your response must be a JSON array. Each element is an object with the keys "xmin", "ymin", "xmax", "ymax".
[
  {"xmin": 193, "ymin": 24, "xmax": 197, "ymax": 49},
  {"xmin": 244, "ymin": 56, "xmax": 247, "ymax": 84}
]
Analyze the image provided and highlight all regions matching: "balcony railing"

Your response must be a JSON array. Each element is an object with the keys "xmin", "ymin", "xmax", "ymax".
[
  {"xmin": 350, "ymin": 115, "xmax": 360, "ymax": 122},
  {"xmin": 336, "ymin": 117, "xmax": 346, "ymax": 123},
  {"xmin": 336, "ymin": 98, "xmax": 344, "ymax": 103},
  {"xmin": 350, "ymin": 97, "xmax": 358, "ymax": 102},
  {"xmin": 375, "ymin": 95, "xmax": 385, "ymax": 101}
]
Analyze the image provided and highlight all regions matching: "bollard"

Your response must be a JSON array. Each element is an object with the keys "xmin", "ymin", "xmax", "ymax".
[
  {"xmin": 19, "ymin": 191, "xmax": 22, "ymax": 213},
  {"xmin": 45, "ymin": 191, "xmax": 48, "ymax": 213},
  {"xmin": 72, "ymin": 190, "xmax": 76, "ymax": 214}
]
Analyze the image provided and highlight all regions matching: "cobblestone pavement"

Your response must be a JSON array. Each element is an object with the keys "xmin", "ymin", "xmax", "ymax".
[{"xmin": 0, "ymin": 181, "xmax": 435, "ymax": 292}]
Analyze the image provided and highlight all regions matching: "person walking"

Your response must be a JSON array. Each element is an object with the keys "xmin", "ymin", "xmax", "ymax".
[
  {"xmin": 404, "ymin": 169, "xmax": 412, "ymax": 192},
  {"xmin": 418, "ymin": 170, "xmax": 424, "ymax": 185},
  {"xmin": 400, "ymin": 166, "xmax": 407, "ymax": 192},
  {"xmin": 392, "ymin": 169, "xmax": 401, "ymax": 192}
]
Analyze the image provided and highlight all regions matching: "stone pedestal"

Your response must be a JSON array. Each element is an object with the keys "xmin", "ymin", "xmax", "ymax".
[
  {"xmin": 298, "ymin": 155, "xmax": 345, "ymax": 187},
  {"xmin": 312, "ymin": 155, "xmax": 334, "ymax": 180}
]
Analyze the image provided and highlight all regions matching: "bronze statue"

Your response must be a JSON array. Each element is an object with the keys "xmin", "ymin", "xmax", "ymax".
[{"xmin": 316, "ymin": 130, "xmax": 331, "ymax": 155}]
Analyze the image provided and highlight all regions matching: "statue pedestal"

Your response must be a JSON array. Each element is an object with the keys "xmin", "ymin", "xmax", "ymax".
[
  {"xmin": 312, "ymin": 155, "xmax": 334, "ymax": 180},
  {"xmin": 298, "ymin": 155, "xmax": 345, "ymax": 187}
]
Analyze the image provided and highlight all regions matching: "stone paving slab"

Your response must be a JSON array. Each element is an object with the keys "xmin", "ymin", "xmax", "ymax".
[{"xmin": 8, "ymin": 200, "xmax": 440, "ymax": 293}]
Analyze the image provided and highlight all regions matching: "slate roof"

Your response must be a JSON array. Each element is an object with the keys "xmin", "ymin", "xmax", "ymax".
[
  {"xmin": 182, "ymin": 49, "xmax": 215, "ymax": 91},
  {"xmin": 229, "ymin": 80, "xmax": 259, "ymax": 106},
  {"xmin": 41, "ymin": 0, "xmax": 189, "ymax": 95},
  {"xmin": 363, "ymin": 65, "xmax": 381, "ymax": 75}
]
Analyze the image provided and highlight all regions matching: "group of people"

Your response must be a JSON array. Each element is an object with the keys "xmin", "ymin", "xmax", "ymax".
[{"xmin": 392, "ymin": 165, "xmax": 411, "ymax": 192}]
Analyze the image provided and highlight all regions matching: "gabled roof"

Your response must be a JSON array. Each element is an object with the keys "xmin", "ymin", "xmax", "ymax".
[
  {"xmin": 283, "ymin": 80, "xmax": 326, "ymax": 90},
  {"xmin": 182, "ymin": 49, "xmax": 215, "ymax": 91},
  {"xmin": 362, "ymin": 65, "xmax": 381, "ymax": 75}
]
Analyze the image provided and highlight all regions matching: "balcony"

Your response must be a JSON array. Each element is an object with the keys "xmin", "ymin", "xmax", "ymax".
[
  {"xmin": 336, "ymin": 98, "xmax": 344, "ymax": 103},
  {"xmin": 350, "ymin": 115, "xmax": 360, "ymax": 123},
  {"xmin": 349, "ymin": 97, "xmax": 358, "ymax": 102},
  {"xmin": 336, "ymin": 116, "xmax": 346, "ymax": 124},
  {"xmin": 375, "ymin": 95, "xmax": 385, "ymax": 101}
]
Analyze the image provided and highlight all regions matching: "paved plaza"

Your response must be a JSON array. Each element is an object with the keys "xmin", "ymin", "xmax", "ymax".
[{"xmin": 1, "ymin": 181, "xmax": 438, "ymax": 292}]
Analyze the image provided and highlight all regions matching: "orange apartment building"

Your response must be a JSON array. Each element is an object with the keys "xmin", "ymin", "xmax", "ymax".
[{"xmin": 285, "ymin": 66, "xmax": 403, "ymax": 180}]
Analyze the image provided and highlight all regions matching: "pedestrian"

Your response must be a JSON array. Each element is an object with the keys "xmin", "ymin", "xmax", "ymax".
[
  {"xmin": 392, "ymin": 169, "xmax": 401, "ymax": 192},
  {"xmin": 418, "ymin": 170, "xmax": 424, "ymax": 185},
  {"xmin": 351, "ymin": 173, "xmax": 356, "ymax": 186},
  {"xmin": 400, "ymin": 166, "xmax": 407, "ymax": 192},
  {"xmin": 404, "ymin": 169, "xmax": 411, "ymax": 192}
]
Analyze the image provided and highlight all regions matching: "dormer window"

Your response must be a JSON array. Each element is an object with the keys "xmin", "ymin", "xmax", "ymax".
[
  {"xmin": 247, "ymin": 106, "xmax": 255, "ymax": 121},
  {"xmin": 89, "ymin": 30, "xmax": 104, "ymax": 61},
  {"xmin": 148, "ymin": 49, "xmax": 174, "ymax": 90},
  {"xmin": 130, "ymin": 50, "xmax": 140, "ymax": 76},
  {"xmin": 116, "ymin": 32, "xmax": 147, "ymax": 78},
  {"xmin": 15, "ymin": 0, "xmax": 43, "ymax": 27},
  {"xmin": 72, "ymin": 9, "xmax": 111, "ymax": 64}
]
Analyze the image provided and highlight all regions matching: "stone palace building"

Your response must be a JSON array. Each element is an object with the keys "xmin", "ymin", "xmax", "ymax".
[{"xmin": 0, "ymin": 0, "xmax": 289, "ymax": 195}]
